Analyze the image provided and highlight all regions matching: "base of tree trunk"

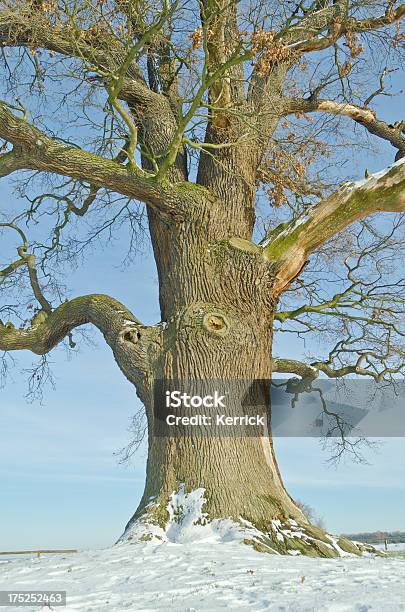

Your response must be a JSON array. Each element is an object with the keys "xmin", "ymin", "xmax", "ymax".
[{"xmin": 118, "ymin": 485, "xmax": 381, "ymax": 558}]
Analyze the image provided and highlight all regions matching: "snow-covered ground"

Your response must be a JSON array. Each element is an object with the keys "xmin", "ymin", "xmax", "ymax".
[{"xmin": 1, "ymin": 540, "xmax": 405, "ymax": 611}]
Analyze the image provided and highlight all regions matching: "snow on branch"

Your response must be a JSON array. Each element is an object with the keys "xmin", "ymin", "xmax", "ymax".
[{"xmin": 262, "ymin": 158, "xmax": 405, "ymax": 294}]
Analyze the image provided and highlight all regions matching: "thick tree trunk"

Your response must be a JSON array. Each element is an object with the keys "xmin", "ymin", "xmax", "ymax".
[
  {"xmin": 120, "ymin": 337, "xmax": 369, "ymax": 556},
  {"xmin": 130, "ymin": 418, "xmax": 304, "ymax": 526},
  {"xmin": 130, "ymin": 360, "xmax": 304, "ymax": 530},
  {"xmin": 117, "ymin": 195, "xmax": 373, "ymax": 557},
  {"xmin": 123, "ymin": 340, "xmax": 313, "ymax": 552}
]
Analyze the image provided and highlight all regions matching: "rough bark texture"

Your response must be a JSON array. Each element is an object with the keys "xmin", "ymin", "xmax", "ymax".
[{"xmin": 121, "ymin": 193, "xmax": 312, "ymax": 550}]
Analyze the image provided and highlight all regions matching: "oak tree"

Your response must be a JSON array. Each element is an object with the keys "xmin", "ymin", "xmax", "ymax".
[{"xmin": 1, "ymin": 0, "xmax": 404, "ymax": 555}]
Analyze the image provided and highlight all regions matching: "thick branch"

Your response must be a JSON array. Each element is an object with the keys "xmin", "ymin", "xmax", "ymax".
[
  {"xmin": 273, "ymin": 358, "xmax": 319, "ymax": 382},
  {"xmin": 0, "ymin": 294, "xmax": 129, "ymax": 352},
  {"xmin": 278, "ymin": 1, "xmax": 346, "ymax": 49},
  {"xmin": 0, "ymin": 10, "xmax": 153, "ymax": 105},
  {"xmin": 0, "ymin": 103, "xmax": 192, "ymax": 217},
  {"xmin": 263, "ymin": 158, "xmax": 405, "ymax": 294},
  {"xmin": 0, "ymin": 293, "xmax": 161, "ymax": 393},
  {"xmin": 348, "ymin": 5, "xmax": 405, "ymax": 34},
  {"xmin": 0, "ymin": 7, "xmax": 187, "ymax": 182},
  {"xmin": 282, "ymin": 98, "xmax": 405, "ymax": 159},
  {"xmin": 200, "ymin": 0, "xmax": 245, "ymax": 111}
]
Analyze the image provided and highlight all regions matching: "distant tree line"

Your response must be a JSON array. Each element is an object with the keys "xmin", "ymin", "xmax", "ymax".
[{"xmin": 342, "ymin": 531, "xmax": 405, "ymax": 544}]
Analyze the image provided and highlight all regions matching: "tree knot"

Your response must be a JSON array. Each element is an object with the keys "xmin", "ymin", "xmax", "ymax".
[
  {"xmin": 120, "ymin": 325, "xmax": 142, "ymax": 344},
  {"xmin": 203, "ymin": 312, "xmax": 230, "ymax": 337}
]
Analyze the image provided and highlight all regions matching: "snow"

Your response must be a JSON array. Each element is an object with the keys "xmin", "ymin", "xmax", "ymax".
[
  {"xmin": 348, "ymin": 156, "xmax": 405, "ymax": 191},
  {"xmin": 1, "ymin": 540, "xmax": 405, "ymax": 611},
  {"xmin": 166, "ymin": 485, "xmax": 208, "ymax": 543},
  {"xmin": 260, "ymin": 157, "xmax": 405, "ymax": 248},
  {"xmin": 260, "ymin": 214, "xmax": 310, "ymax": 247},
  {"xmin": 120, "ymin": 486, "xmax": 265, "ymax": 547},
  {"xmin": 119, "ymin": 486, "xmax": 381, "ymax": 564},
  {"xmin": 1, "ymin": 484, "xmax": 405, "ymax": 610},
  {"xmin": 285, "ymin": 38, "xmax": 310, "ymax": 48},
  {"xmin": 325, "ymin": 535, "xmax": 350, "ymax": 557}
]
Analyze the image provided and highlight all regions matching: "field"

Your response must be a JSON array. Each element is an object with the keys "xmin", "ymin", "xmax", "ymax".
[{"xmin": 1, "ymin": 539, "xmax": 405, "ymax": 611}]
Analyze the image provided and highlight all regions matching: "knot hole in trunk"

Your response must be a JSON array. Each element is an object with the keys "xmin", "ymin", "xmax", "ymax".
[{"xmin": 203, "ymin": 312, "xmax": 230, "ymax": 337}]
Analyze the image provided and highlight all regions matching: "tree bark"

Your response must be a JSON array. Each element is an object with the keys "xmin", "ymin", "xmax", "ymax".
[
  {"xmin": 122, "ymin": 313, "xmax": 311, "ymax": 552},
  {"xmin": 128, "ymin": 300, "xmax": 302, "ymax": 519},
  {"xmin": 116, "ymin": 194, "xmax": 370, "ymax": 557}
]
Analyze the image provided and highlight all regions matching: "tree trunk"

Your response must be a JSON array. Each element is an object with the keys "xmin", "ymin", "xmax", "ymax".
[
  {"xmin": 129, "ymin": 351, "xmax": 305, "ymax": 530},
  {"xmin": 117, "ymin": 196, "xmax": 372, "ymax": 557},
  {"xmin": 129, "ymin": 404, "xmax": 304, "ymax": 528},
  {"xmin": 123, "ymin": 339, "xmax": 311, "ymax": 551}
]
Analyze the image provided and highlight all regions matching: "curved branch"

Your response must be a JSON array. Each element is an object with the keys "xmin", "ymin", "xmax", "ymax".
[
  {"xmin": 0, "ymin": 217, "xmax": 162, "ymax": 399},
  {"xmin": 1, "ymin": 222, "xmax": 52, "ymax": 314},
  {"xmin": 0, "ymin": 294, "xmax": 125, "ymax": 351},
  {"xmin": 0, "ymin": 6, "xmax": 188, "ymax": 183},
  {"xmin": 263, "ymin": 158, "xmax": 405, "ymax": 294},
  {"xmin": 287, "ymin": 4, "xmax": 405, "ymax": 54},
  {"xmin": 272, "ymin": 356, "xmax": 378, "ymax": 462},
  {"xmin": 0, "ymin": 293, "xmax": 161, "ymax": 392},
  {"xmin": 278, "ymin": 1, "xmax": 347, "ymax": 48},
  {"xmin": 282, "ymin": 98, "xmax": 405, "ymax": 159},
  {"xmin": 348, "ymin": 5, "xmax": 405, "ymax": 34},
  {"xmin": 0, "ymin": 9, "xmax": 155, "ymax": 107}
]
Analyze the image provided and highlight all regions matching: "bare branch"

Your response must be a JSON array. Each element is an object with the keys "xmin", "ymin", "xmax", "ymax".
[
  {"xmin": 287, "ymin": 4, "xmax": 405, "ymax": 54},
  {"xmin": 0, "ymin": 222, "xmax": 52, "ymax": 314},
  {"xmin": 282, "ymin": 98, "xmax": 405, "ymax": 159},
  {"xmin": 272, "ymin": 357, "xmax": 319, "ymax": 387},
  {"xmin": 0, "ymin": 3, "xmax": 188, "ymax": 181},
  {"xmin": 0, "ymin": 293, "xmax": 161, "ymax": 397},
  {"xmin": 363, "ymin": 67, "xmax": 398, "ymax": 107}
]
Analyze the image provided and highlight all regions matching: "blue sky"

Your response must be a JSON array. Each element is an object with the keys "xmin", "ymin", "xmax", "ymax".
[{"xmin": 1, "ymin": 76, "xmax": 404, "ymax": 551}]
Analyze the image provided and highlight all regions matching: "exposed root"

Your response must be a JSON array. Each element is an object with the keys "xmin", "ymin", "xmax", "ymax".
[{"xmin": 242, "ymin": 518, "xmax": 383, "ymax": 558}]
